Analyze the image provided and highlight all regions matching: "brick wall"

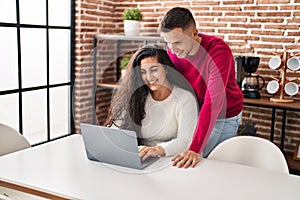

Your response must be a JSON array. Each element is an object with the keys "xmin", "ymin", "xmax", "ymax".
[{"xmin": 74, "ymin": 0, "xmax": 300, "ymax": 153}]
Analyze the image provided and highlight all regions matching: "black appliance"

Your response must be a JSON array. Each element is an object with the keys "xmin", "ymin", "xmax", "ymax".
[{"xmin": 240, "ymin": 56, "xmax": 265, "ymax": 99}]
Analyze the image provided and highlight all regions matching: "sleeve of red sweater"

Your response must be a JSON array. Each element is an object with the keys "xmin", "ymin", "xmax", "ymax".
[
  {"xmin": 188, "ymin": 43, "xmax": 234, "ymax": 153},
  {"xmin": 167, "ymin": 38, "xmax": 236, "ymax": 154}
]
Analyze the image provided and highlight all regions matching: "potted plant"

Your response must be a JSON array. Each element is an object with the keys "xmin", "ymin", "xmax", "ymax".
[
  {"xmin": 237, "ymin": 122, "xmax": 258, "ymax": 136},
  {"xmin": 123, "ymin": 8, "xmax": 142, "ymax": 36},
  {"xmin": 120, "ymin": 57, "xmax": 130, "ymax": 78}
]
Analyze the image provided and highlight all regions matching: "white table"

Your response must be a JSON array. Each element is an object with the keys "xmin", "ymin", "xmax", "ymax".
[{"xmin": 0, "ymin": 134, "xmax": 299, "ymax": 200}]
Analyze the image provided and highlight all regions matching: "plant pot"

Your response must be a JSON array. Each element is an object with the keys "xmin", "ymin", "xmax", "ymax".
[
  {"xmin": 121, "ymin": 69, "xmax": 127, "ymax": 78},
  {"xmin": 124, "ymin": 20, "xmax": 140, "ymax": 36}
]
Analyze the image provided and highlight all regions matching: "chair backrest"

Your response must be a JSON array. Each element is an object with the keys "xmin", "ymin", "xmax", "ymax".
[
  {"xmin": 0, "ymin": 122, "xmax": 31, "ymax": 156},
  {"xmin": 207, "ymin": 136, "xmax": 289, "ymax": 174}
]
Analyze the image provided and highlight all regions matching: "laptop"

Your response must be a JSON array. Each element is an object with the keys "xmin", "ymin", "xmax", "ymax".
[{"xmin": 80, "ymin": 123, "xmax": 159, "ymax": 170}]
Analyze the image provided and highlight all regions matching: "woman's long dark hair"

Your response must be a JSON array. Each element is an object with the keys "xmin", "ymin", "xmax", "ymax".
[{"xmin": 104, "ymin": 45, "xmax": 194, "ymax": 138}]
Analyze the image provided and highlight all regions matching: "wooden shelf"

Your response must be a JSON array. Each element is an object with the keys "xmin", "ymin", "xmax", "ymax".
[
  {"xmin": 94, "ymin": 34, "xmax": 164, "ymax": 42},
  {"xmin": 97, "ymin": 83, "xmax": 118, "ymax": 89},
  {"xmin": 244, "ymin": 96, "xmax": 300, "ymax": 111}
]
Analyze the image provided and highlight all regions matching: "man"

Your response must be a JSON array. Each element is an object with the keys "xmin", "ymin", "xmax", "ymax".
[{"xmin": 160, "ymin": 7, "xmax": 244, "ymax": 168}]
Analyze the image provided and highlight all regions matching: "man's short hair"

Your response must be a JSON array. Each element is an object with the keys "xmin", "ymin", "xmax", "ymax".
[{"xmin": 161, "ymin": 7, "xmax": 196, "ymax": 32}]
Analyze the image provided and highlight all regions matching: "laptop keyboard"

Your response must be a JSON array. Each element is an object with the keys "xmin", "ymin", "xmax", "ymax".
[{"xmin": 140, "ymin": 156, "xmax": 159, "ymax": 168}]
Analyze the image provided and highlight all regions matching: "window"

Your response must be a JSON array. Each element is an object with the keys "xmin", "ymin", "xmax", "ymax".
[{"xmin": 0, "ymin": 0, "xmax": 74, "ymax": 145}]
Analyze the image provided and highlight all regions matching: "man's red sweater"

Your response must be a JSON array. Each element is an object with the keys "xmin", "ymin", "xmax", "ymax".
[{"xmin": 168, "ymin": 33, "xmax": 244, "ymax": 153}]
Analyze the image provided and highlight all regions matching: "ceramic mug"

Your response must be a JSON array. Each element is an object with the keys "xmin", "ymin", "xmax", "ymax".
[
  {"xmin": 267, "ymin": 80, "xmax": 280, "ymax": 94},
  {"xmin": 284, "ymin": 82, "xmax": 299, "ymax": 96},
  {"xmin": 287, "ymin": 57, "xmax": 300, "ymax": 71},
  {"xmin": 269, "ymin": 56, "xmax": 282, "ymax": 70}
]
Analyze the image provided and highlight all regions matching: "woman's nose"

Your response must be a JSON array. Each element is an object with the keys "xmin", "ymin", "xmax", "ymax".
[
  {"xmin": 146, "ymin": 72, "xmax": 151, "ymax": 81},
  {"xmin": 145, "ymin": 71, "xmax": 154, "ymax": 82}
]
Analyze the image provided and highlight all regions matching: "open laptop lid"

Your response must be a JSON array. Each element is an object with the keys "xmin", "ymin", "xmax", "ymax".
[{"xmin": 80, "ymin": 123, "xmax": 156, "ymax": 169}]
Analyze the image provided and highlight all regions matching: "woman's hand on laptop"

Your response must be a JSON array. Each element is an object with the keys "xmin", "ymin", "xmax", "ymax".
[{"xmin": 139, "ymin": 146, "xmax": 165, "ymax": 161}]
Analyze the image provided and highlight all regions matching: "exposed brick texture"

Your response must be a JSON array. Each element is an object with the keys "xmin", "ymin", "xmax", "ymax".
[{"xmin": 75, "ymin": 0, "xmax": 300, "ymax": 153}]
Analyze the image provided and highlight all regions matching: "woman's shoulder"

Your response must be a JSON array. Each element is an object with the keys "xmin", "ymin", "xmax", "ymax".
[
  {"xmin": 172, "ymin": 86, "xmax": 199, "ymax": 112},
  {"xmin": 173, "ymin": 86, "xmax": 196, "ymax": 101}
]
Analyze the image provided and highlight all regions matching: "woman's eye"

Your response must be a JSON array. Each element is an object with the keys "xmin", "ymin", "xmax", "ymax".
[{"xmin": 150, "ymin": 67, "xmax": 158, "ymax": 72}]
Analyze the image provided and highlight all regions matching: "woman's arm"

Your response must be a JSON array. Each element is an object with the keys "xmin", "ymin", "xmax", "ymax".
[{"xmin": 158, "ymin": 89, "xmax": 198, "ymax": 156}]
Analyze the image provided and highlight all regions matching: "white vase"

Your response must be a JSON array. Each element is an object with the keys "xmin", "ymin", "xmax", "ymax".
[
  {"xmin": 124, "ymin": 20, "xmax": 140, "ymax": 36},
  {"xmin": 121, "ymin": 69, "xmax": 127, "ymax": 78}
]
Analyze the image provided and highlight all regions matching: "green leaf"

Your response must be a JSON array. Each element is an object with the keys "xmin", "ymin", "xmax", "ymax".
[
  {"xmin": 120, "ymin": 57, "xmax": 130, "ymax": 69},
  {"xmin": 123, "ymin": 9, "xmax": 142, "ymax": 21}
]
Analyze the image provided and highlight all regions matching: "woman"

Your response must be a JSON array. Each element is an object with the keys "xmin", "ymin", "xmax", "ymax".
[{"xmin": 104, "ymin": 45, "xmax": 198, "ymax": 161}]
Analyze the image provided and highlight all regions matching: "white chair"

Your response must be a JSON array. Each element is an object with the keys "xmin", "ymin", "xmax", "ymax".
[
  {"xmin": 0, "ymin": 122, "xmax": 31, "ymax": 156},
  {"xmin": 207, "ymin": 136, "xmax": 289, "ymax": 174}
]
